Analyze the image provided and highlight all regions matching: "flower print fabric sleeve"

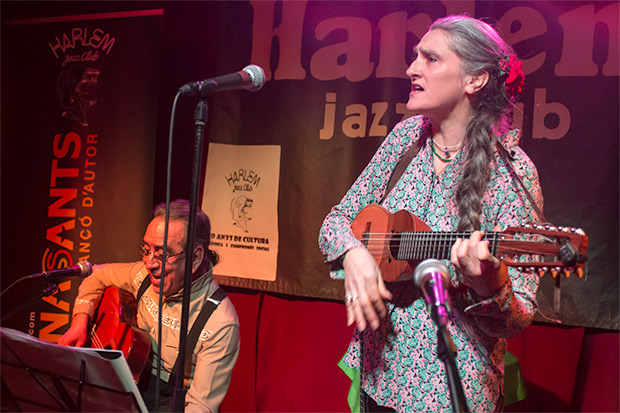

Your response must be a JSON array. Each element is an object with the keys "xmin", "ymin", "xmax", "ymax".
[
  {"xmin": 463, "ymin": 144, "xmax": 543, "ymax": 339},
  {"xmin": 318, "ymin": 116, "xmax": 425, "ymax": 279}
]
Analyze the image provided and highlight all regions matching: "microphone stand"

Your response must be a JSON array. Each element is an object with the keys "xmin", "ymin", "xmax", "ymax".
[
  {"xmin": 1, "ymin": 282, "xmax": 59, "ymax": 324},
  {"xmin": 435, "ymin": 318, "xmax": 469, "ymax": 413},
  {"xmin": 171, "ymin": 97, "xmax": 209, "ymax": 412}
]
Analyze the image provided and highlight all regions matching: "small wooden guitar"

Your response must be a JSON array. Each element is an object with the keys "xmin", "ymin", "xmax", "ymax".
[
  {"xmin": 351, "ymin": 204, "xmax": 589, "ymax": 282},
  {"xmin": 88, "ymin": 287, "xmax": 152, "ymax": 386}
]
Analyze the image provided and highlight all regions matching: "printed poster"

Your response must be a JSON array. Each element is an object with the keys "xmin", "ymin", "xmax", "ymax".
[{"xmin": 201, "ymin": 143, "xmax": 281, "ymax": 281}]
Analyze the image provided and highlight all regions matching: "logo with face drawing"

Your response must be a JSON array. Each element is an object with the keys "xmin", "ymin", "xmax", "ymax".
[
  {"xmin": 56, "ymin": 65, "xmax": 100, "ymax": 127},
  {"xmin": 230, "ymin": 195, "xmax": 253, "ymax": 232}
]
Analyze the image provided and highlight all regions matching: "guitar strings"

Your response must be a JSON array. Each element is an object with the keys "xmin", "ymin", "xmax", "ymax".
[
  {"xmin": 358, "ymin": 231, "xmax": 508, "ymax": 238},
  {"xmin": 358, "ymin": 232, "xmax": 558, "ymax": 266},
  {"xmin": 358, "ymin": 232, "xmax": 511, "ymax": 242},
  {"xmin": 358, "ymin": 231, "xmax": 513, "ymax": 261},
  {"xmin": 90, "ymin": 329, "xmax": 105, "ymax": 349}
]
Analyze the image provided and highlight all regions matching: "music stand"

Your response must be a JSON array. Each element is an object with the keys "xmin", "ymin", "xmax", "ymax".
[{"xmin": 0, "ymin": 327, "xmax": 147, "ymax": 412}]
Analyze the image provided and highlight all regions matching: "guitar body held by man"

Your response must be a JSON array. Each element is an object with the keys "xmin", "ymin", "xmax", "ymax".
[
  {"xmin": 88, "ymin": 286, "xmax": 153, "ymax": 386},
  {"xmin": 59, "ymin": 200, "xmax": 240, "ymax": 412}
]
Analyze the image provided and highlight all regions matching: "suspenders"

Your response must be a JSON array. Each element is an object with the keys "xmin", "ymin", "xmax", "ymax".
[{"xmin": 136, "ymin": 276, "xmax": 227, "ymax": 384}]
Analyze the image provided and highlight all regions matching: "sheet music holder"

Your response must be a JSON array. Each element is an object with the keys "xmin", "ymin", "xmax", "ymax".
[{"xmin": 0, "ymin": 327, "xmax": 148, "ymax": 412}]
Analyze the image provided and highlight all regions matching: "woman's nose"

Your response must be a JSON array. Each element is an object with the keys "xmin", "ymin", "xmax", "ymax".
[{"xmin": 406, "ymin": 59, "xmax": 418, "ymax": 78}]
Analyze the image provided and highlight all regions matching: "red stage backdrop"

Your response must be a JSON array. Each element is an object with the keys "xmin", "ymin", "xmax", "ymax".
[
  {"xmin": 200, "ymin": 1, "xmax": 618, "ymax": 330},
  {"xmin": 1, "ymin": 10, "xmax": 163, "ymax": 340}
]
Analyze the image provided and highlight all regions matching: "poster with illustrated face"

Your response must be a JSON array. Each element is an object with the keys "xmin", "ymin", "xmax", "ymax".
[{"xmin": 202, "ymin": 143, "xmax": 281, "ymax": 282}]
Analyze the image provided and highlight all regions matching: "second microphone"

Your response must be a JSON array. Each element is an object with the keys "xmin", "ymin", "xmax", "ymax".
[{"xmin": 179, "ymin": 64, "xmax": 266, "ymax": 96}]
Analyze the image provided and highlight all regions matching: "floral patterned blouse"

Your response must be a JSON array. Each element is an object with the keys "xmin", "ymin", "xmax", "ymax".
[{"xmin": 318, "ymin": 115, "xmax": 543, "ymax": 412}]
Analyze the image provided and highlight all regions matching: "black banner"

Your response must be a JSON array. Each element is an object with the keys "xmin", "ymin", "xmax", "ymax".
[
  {"xmin": 205, "ymin": 1, "xmax": 619, "ymax": 330},
  {"xmin": 1, "ymin": 10, "xmax": 163, "ymax": 340}
]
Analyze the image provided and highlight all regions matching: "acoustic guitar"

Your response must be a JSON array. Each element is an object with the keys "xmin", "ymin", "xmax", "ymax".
[
  {"xmin": 88, "ymin": 287, "xmax": 152, "ymax": 386},
  {"xmin": 351, "ymin": 204, "xmax": 589, "ymax": 282}
]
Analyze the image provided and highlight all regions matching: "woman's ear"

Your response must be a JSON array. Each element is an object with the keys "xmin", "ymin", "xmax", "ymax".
[{"xmin": 465, "ymin": 71, "xmax": 489, "ymax": 95}]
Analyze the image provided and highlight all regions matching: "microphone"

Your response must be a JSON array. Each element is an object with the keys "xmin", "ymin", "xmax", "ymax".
[
  {"xmin": 25, "ymin": 260, "xmax": 92, "ymax": 283},
  {"xmin": 414, "ymin": 259, "xmax": 450, "ymax": 326},
  {"xmin": 179, "ymin": 65, "xmax": 266, "ymax": 96}
]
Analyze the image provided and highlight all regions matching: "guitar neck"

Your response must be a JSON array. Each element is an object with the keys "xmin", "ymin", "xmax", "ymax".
[
  {"xmin": 353, "ymin": 204, "xmax": 588, "ymax": 281},
  {"xmin": 394, "ymin": 231, "xmax": 499, "ymax": 261}
]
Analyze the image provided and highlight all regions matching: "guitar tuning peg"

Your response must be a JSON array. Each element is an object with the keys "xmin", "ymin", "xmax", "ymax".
[
  {"xmin": 577, "ymin": 267, "xmax": 584, "ymax": 278},
  {"xmin": 564, "ymin": 269, "xmax": 571, "ymax": 278},
  {"xmin": 538, "ymin": 269, "xmax": 545, "ymax": 277},
  {"xmin": 551, "ymin": 268, "xmax": 558, "ymax": 278}
]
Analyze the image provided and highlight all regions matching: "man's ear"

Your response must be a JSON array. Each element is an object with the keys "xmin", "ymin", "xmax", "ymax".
[
  {"xmin": 465, "ymin": 70, "xmax": 489, "ymax": 95},
  {"xmin": 192, "ymin": 245, "xmax": 205, "ymax": 273}
]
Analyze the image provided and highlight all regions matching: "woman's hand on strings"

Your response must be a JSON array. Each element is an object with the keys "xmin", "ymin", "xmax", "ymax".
[
  {"xmin": 450, "ymin": 229, "xmax": 509, "ymax": 299},
  {"xmin": 342, "ymin": 247, "xmax": 393, "ymax": 331}
]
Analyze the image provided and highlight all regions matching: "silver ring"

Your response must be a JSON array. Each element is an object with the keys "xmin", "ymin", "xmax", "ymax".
[{"xmin": 344, "ymin": 295, "xmax": 358, "ymax": 305}]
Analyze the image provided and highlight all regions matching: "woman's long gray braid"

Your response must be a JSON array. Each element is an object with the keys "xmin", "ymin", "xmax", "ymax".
[{"xmin": 431, "ymin": 15, "xmax": 517, "ymax": 231}]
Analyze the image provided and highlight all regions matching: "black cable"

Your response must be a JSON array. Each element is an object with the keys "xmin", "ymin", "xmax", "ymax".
[{"xmin": 154, "ymin": 89, "xmax": 183, "ymax": 409}]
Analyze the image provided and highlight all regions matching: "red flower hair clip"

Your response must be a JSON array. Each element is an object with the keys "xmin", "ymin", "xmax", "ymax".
[{"xmin": 498, "ymin": 55, "xmax": 525, "ymax": 99}]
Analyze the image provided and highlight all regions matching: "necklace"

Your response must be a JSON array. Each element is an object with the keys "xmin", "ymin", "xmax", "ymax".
[
  {"xmin": 430, "ymin": 141, "xmax": 451, "ymax": 162},
  {"xmin": 431, "ymin": 138, "xmax": 463, "ymax": 160}
]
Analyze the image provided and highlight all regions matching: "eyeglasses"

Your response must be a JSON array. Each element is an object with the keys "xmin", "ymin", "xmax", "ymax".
[{"xmin": 139, "ymin": 242, "xmax": 185, "ymax": 264}]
